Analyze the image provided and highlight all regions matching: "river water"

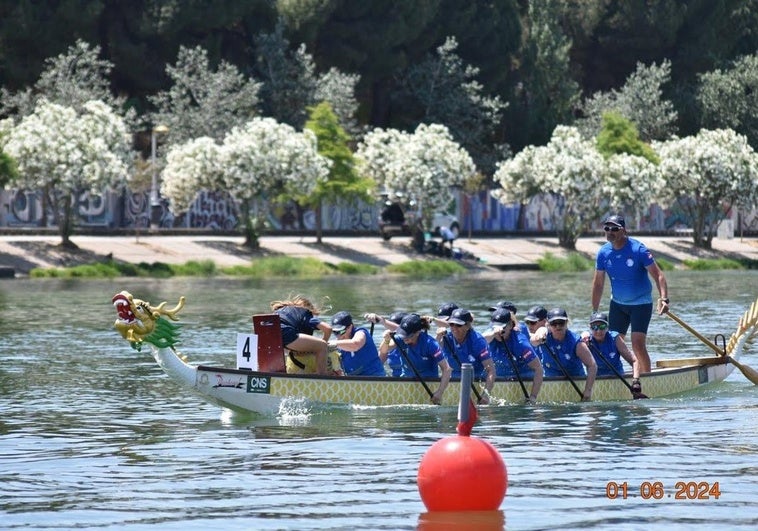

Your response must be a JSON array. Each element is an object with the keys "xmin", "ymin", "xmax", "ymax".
[{"xmin": 1, "ymin": 271, "xmax": 757, "ymax": 530}]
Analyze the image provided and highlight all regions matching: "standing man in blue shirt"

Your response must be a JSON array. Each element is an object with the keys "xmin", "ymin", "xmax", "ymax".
[{"xmin": 591, "ymin": 214, "xmax": 669, "ymax": 373}]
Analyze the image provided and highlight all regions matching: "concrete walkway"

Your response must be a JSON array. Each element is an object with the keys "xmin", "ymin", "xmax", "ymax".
[{"xmin": 1, "ymin": 232, "xmax": 756, "ymax": 276}]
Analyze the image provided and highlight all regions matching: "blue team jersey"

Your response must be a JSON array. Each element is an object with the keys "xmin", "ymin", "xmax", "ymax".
[
  {"xmin": 441, "ymin": 329, "xmax": 491, "ymax": 379},
  {"xmin": 386, "ymin": 347, "xmax": 403, "ymax": 377},
  {"xmin": 398, "ymin": 331, "xmax": 445, "ymax": 379},
  {"xmin": 543, "ymin": 329, "xmax": 586, "ymax": 378},
  {"xmin": 589, "ymin": 331, "xmax": 625, "ymax": 376},
  {"xmin": 338, "ymin": 326, "xmax": 386, "ymax": 376},
  {"xmin": 596, "ymin": 237, "xmax": 656, "ymax": 305},
  {"xmin": 487, "ymin": 327, "xmax": 538, "ymax": 379}
]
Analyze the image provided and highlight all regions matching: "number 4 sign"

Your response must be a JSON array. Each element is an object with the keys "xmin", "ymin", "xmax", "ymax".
[{"xmin": 236, "ymin": 333, "xmax": 259, "ymax": 370}]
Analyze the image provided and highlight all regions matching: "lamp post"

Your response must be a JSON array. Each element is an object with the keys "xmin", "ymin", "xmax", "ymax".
[{"xmin": 150, "ymin": 124, "xmax": 169, "ymax": 230}]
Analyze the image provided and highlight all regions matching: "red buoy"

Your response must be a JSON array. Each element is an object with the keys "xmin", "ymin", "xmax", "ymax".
[{"xmin": 417, "ymin": 435, "xmax": 508, "ymax": 511}]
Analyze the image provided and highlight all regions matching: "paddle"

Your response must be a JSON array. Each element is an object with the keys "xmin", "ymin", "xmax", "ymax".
[
  {"xmin": 667, "ymin": 311, "xmax": 758, "ymax": 385},
  {"xmin": 441, "ymin": 333, "xmax": 483, "ymax": 403},
  {"xmin": 541, "ymin": 340, "xmax": 585, "ymax": 400},
  {"xmin": 500, "ymin": 333, "xmax": 530, "ymax": 401},
  {"xmin": 586, "ymin": 341, "xmax": 648, "ymax": 399},
  {"xmin": 392, "ymin": 334, "xmax": 436, "ymax": 400}
]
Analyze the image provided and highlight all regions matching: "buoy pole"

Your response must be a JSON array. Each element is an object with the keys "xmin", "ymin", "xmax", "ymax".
[{"xmin": 457, "ymin": 363, "xmax": 477, "ymax": 436}]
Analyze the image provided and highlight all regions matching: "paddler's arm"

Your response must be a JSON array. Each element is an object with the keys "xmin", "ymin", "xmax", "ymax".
[
  {"xmin": 576, "ymin": 341, "xmax": 597, "ymax": 401},
  {"xmin": 433, "ymin": 359, "xmax": 452, "ymax": 405}
]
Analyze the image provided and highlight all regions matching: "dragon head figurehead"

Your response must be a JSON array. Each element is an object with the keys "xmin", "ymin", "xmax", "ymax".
[{"xmin": 112, "ymin": 291, "xmax": 185, "ymax": 350}]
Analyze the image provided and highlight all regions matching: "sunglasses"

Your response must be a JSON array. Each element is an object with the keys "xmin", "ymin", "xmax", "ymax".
[
  {"xmin": 335, "ymin": 328, "xmax": 348, "ymax": 336},
  {"xmin": 450, "ymin": 323, "xmax": 465, "ymax": 328},
  {"xmin": 603, "ymin": 226, "xmax": 621, "ymax": 232},
  {"xmin": 549, "ymin": 320, "xmax": 567, "ymax": 328},
  {"xmin": 590, "ymin": 323, "xmax": 608, "ymax": 331}
]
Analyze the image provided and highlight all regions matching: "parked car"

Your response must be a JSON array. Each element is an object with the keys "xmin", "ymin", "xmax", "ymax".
[{"xmin": 379, "ymin": 200, "xmax": 460, "ymax": 241}]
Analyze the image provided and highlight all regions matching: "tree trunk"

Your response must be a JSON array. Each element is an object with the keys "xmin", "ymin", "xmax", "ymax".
[
  {"xmin": 241, "ymin": 201, "xmax": 259, "ymax": 250},
  {"xmin": 691, "ymin": 202, "xmax": 712, "ymax": 249},
  {"xmin": 558, "ymin": 230, "xmax": 577, "ymax": 251},
  {"xmin": 39, "ymin": 185, "xmax": 50, "ymax": 227},
  {"xmin": 411, "ymin": 220, "xmax": 426, "ymax": 253},
  {"xmin": 58, "ymin": 193, "xmax": 76, "ymax": 249},
  {"xmin": 315, "ymin": 199, "xmax": 323, "ymax": 244}
]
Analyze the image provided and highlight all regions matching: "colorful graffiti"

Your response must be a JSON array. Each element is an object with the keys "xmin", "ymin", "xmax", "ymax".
[{"xmin": 1, "ymin": 187, "xmax": 755, "ymax": 234}]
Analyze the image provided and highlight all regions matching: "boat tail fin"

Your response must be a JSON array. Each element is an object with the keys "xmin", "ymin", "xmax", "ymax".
[{"xmin": 253, "ymin": 314, "xmax": 286, "ymax": 372}]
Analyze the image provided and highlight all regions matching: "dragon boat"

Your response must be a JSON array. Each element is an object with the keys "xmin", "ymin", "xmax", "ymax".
[{"xmin": 112, "ymin": 291, "xmax": 758, "ymax": 416}]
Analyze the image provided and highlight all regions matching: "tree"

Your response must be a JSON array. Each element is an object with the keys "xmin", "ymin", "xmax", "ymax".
[
  {"xmin": 161, "ymin": 117, "xmax": 330, "ymax": 248},
  {"xmin": 254, "ymin": 23, "xmax": 360, "ymax": 133},
  {"xmin": 697, "ymin": 54, "xmax": 758, "ymax": 149},
  {"xmin": 303, "ymin": 102, "xmax": 374, "ymax": 243},
  {"xmin": 395, "ymin": 36, "xmax": 508, "ymax": 175},
  {"xmin": 148, "ymin": 45, "xmax": 262, "ymax": 146},
  {"xmin": 512, "ymin": 0, "xmax": 581, "ymax": 148},
  {"xmin": 493, "ymin": 126, "xmax": 661, "ymax": 249},
  {"xmin": 284, "ymin": 1, "xmax": 442, "ymax": 125},
  {"xmin": 160, "ymin": 137, "xmax": 222, "ymax": 213},
  {"xmin": 357, "ymin": 123, "xmax": 475, "ymax": 244},
  {"xmin": 4, "ymin": 99, "xmax": 132, "ymax": 247},
  {"xmin": 0, "ymin": 121, "xmax": 19, "ymax": 188},
  {"xmin": 653, "ymin": 128, "xmax": 758, "ymax": 249},
  {"xmin": 596, "ymin": 112, "xmax": 659, "ymax": 164},
  {"xmin": 578, "ymin": 61, "xmax": 678, "ymax": 142},
  {"xmin": 0, "ymin": 40, "xmax": 132, "ymax": 123}
]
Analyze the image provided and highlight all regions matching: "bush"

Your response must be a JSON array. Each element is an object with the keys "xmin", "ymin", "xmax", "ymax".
[
  {"xmin": 537, "ymin": 252, "xmax": 593, "ymax": 272},
  {"xmin": 682, "ymin": 258, "xmax": 744, "ymax": 270}
]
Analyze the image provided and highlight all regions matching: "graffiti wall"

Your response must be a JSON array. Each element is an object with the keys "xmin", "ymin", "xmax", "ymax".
[{"xmin": 1, "ymin": 187, "xmax": 755, "ymax": 235}]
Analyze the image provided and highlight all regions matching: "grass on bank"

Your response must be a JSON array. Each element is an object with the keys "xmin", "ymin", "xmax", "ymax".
[
  {"xmin": 536, "ymin": 251, "xmax": 751, "ymax": 272},
  {"xmin": 386, "ymin": 259, "xmax": 468, "ymax": 276},
  {"xmin": 537, "ymin": 252, "xmax": 594, "ymax": 272},
  {"xmin": 220, "ymin": 256, "xmax": 379, "ymax": 277},
  {"xmin": 29, "ymin": 255, "xmax": 467, "ymax": 278},
  {"xmin": 682, "ymin": 257, "xmax": 752, "ymax": 270},
  {"xmin": 29, "ymin": 259, "xmax": 219, "ymax": 278},
  {"xmin": 29, "ymin": 256, "xmax": 383, "ymax": 278},
  {"xmin": 28, "ymin": 252, "xmax": 754, "ymax": 278}
]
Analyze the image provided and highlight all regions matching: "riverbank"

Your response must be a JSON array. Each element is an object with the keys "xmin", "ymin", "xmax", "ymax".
[{"xmin": 1, "ymin": 232, "xmax": 757, "ymax": 277}]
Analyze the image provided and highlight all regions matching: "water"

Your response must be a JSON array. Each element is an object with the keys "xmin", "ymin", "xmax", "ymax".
[{"xmin": 1, "ymin": 271, "xmax": 757, "ymax": 530}]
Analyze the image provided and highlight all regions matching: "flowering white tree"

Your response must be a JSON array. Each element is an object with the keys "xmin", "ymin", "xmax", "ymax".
[
  {"xmin": 356, "ymin": 123, "xmax": 475, "ymax": 233},
  {"xmin": 493, "ymin": 125, "xmax": 661, "ymax": 249},
  {"xmin": 161, "ymin": 137, "xmax": 222, "ymax": 212},
  {"xmin": 4, "ymin": 99, "xmax": 132, "ymax": 247},
  {"xmin": 653, "ymin": 128, "xmax": 758, "ymax": 249},
  {"xmin": 161, "ymin": 117, "xmax": 330, "ymax": 248}
]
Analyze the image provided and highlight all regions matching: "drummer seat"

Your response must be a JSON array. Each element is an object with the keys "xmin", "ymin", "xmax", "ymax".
[{"xmin": 252, "ymin": 313, "xmax": 286, "ymax": 372}]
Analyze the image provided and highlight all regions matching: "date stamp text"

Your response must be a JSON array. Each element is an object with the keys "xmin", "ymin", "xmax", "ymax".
[{"xmin": 605, "ymin": 481, "xmax": 721, "ymax": 500}]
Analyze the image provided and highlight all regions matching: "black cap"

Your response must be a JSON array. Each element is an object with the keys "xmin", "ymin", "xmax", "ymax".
[
  {"xmin": 488, "ymin": 300, "xmax": 517, "ymax": 313},
  {"xmin": 603, "ymin": 214, "xmax": 625, "ymax": 228},
  {"xmin": 437, "ymin": 302, "xmax": 459, "ymax": 320},
  {"xmin": 524, "ymin": 305, "xmax": 548, "ymax": 323},
  {"xmin": 448, "ymin": 308, "xmax": 473, "ymax": 326},
  {"xmin": 331, "ymin": 311, "xmax": 353, "ymax": 333},
  {"xmin": 590, "ymin": 311, "xmax": 609, "ymax": 325},
  {"xmin": 546, "ymin": 307, "xmax": 569, "ymax": 323},
  {"xmin": 490, "ymin": 308, "xmax": 512, "ymax": 325},
  {"xmin": 387, "ymin": 311, "xmax": 408, "ymax": 324},
  {"xmin": 395, "ymin": 313, "xmax": 423, "ymax": 339}
]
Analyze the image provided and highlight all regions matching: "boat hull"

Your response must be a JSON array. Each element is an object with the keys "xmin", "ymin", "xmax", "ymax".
[{"xmin": 150, "ymin": 345, "xmax": 736, "ymax": 416}]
